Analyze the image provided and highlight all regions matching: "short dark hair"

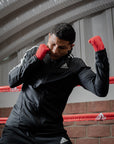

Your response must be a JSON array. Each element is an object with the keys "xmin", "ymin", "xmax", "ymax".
[{"xmin": 51, "ymin": 23, "xmax": 76, "ymax": 44}]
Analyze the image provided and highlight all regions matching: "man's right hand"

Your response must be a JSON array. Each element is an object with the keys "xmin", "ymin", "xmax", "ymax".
[{"xmin": 35, "ymin": 44, "xmax": 50, "ymax": 60}]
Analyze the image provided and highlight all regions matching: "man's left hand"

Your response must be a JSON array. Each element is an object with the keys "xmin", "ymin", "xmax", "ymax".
[{"xmin": 88, "ymin": 36, "xmax": 104, "ymax": 52}]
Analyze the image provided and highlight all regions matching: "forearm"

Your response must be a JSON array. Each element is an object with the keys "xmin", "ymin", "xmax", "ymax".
[
  {"xmin": 87, "ymin": 36, "xmax": 109, "ymax": 96},
  {"xmin": 78, "ymin": 49, "xmax": 109, "ymax": 97},
  {"xmin": 8, "ymin": 44, "xmax": 49, "ymax": 88},
  {"xmin": 94, "ymin": 49, "xmax": 109, "ymax": 96}
]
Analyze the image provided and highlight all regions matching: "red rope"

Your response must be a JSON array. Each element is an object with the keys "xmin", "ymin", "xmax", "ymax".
[
  {"xmin": 0, "ymin": 85, "xmax": 22, "ymax": 92},
  {"xmin": 0, "ymin": 117, "xmax": 8, "ymax": 124},
  {"xmin": 0, "ymin": 112, "xmax": 114, "ymax": 124},
  {"xmin": 63, "ymin": 112, "xmax": 114, "ymax": 122},
  {"xmin": 109, "ymin": 76, "xmax": 114, "ymax": 84},
  {"xmin": 0, "ymin": 77, "xmax": 114, "ymax": 92}
]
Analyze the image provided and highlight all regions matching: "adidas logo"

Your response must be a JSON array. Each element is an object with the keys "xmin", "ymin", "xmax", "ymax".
[
  {"xmin": 60, "ymin": 137, "xmax": 68, "ymax": 144},
  {"xmin": 60, "ymin": 63, "xmax": 68, "ymax": 69}
]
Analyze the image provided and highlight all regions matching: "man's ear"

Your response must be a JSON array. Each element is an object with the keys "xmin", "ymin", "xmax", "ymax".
[
  {"xmin": 71, "ymin": 44, "xmax": 75, "ymax": 48},
  {"xmin": 68, "ymin": 44, "xmax": 74, "ymax": 51},
  {"xmin": 68, "ymin": 44, "xmax": 74, "ymax": 55}
]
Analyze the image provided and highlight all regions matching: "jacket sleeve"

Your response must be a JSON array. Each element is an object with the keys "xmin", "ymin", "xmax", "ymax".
[
  {"xmin": 8, "ymin": 46, "xmax": 40, "ymax": 88},
  {"xmin": 77, "ymin": 49, "xmax": 109, "ymax": 97}
]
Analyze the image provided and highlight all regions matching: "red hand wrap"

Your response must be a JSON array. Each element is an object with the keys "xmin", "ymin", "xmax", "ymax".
[
  {"xmin": 88, "ymin": 36, "xmax": 104, "ymax": 52},
  {"xmin": 35, "ymin": 44, "xmax": 50, "ymax": 60}
]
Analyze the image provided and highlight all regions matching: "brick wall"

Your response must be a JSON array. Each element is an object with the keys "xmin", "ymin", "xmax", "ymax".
[
  {"xmin": 63, "ymin": 100, "xmax": 114, "ymax": 144},
  {"xmin": 0, "ymin": 100, "xmax": 114, "ymax": 144},
  {"xmin": 0, "ymin": 107, "xmax": 12, "ymax": 137}
]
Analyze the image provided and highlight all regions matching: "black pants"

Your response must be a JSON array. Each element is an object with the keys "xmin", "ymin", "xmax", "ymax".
[{"xmin": 0, "ymin": 126, "xmax": 72, "ymax": 144}]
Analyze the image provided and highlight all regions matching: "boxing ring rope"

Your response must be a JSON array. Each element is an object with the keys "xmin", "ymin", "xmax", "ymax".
[
  {"xmin": 0, "ymin": 77, "xmax": 114, "ymax": 124},
  {"xmin": 63, "ymin": 112, "xmax": 114, "ymax": 122},
  {"xmin": 0, "ymin": 77, "xmax": 114, "ymax": 93},
  {"xmin": 0, "ymin": 112, "xmax": 114, "ymax": 124}
]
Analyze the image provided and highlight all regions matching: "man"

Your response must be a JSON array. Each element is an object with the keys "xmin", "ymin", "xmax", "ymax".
[{"xmin": 0, "ymin": 23, "xmax": 109, "ymax": 144}]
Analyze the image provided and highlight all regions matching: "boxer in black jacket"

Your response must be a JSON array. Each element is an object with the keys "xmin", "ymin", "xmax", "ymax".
[{"xmin": 0, "ymin": 23, "xmax": 109, "ymax": 144}]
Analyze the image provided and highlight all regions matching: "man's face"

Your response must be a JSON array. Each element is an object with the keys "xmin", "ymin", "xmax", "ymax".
[{"xmin": 47, "ymin": 33, "xmax": 74, "ymax": 60}]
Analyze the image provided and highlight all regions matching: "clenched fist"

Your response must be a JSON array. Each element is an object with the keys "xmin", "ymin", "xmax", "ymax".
[
  {"xmin": 88, "ymin": 36, "xmax": 104, "ymax": 52},
  {"xmin": 35, "ymin": 44, "xmax": 50, "ymax": 60}
]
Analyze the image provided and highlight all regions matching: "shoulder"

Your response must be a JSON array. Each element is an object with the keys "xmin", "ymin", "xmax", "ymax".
[
  {"xmin": 25, "ymin": 45, "xmax": 38, "ymax": 58},
  {"xmin": 70, "ymin": 57, "xmax": 86, "ymax": 67},
  {"xmin": 68, "ymin": 57, "xmax": 87, "ymax": 72},
  {"xmin": 20, "ymin": 45, "xmax": 38, "ymax": 64}
]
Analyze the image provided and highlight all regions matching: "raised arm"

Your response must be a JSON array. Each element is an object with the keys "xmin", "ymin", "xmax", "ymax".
[
  {"xmin": 78, "ymin": 36, "xmax": 109, "ymax": 97},
  {"xmin": 9, "ymin": 44, "xmax": 50, "ymax": 88}
]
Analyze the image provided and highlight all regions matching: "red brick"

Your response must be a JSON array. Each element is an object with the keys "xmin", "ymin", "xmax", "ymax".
[
  {"xmin": 63, "ymin": 121, "xmax": 75, "ymax": 126},
  {"xmin": 63, "ymin": 103, "xmax": 86, "ymax": 114},
  {"xmin": 99, "ymin": 119, "xmax": 114, "ymax": 125},
  {"xmin": 87, "ymin": 101, "xmax": 111, "ymax": 113},
  {"xmin": 76, "ymin": 138, "xmax": 99, "ymax": 144},
  {"xmin": 0, "ymin": 129, "xmax": 3, "ymax": 137},
  {"xmin": 87, "ymin": 125, "xmax": 110, "ymax": 137},
  {"xmin": 65, "ymin": 126, "xmax": 86, "ymax": 138},
  {"xmin": 0, "ymin": 107, "xmax": 12, "ymax": 117},
  {"xmin": 0, "ymin": 124, "xmax": 5, "ymax": 129},
  {"xmin": 0, "ymin": 124, "xmax": 4, "ymax": 138},
  {"xmin": 76, "ymin": 120, "xmax": 97, "ymax": 125},
  {"xmin": 70, "ymin": 139, "xmax": 75, "ymax": 144},
  {"xmin": 100, "ymin": 138, "xmax": 114, "ymax": 144},
  {"xmin": 111, "ymin": 100, "xmax": 114, "ymax": 111},
  {"xmin": 112, "ymin": 125, "xmax": 114, "ymax": 136}
]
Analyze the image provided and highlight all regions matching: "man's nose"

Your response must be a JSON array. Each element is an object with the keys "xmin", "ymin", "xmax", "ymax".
[{"xmin": 52, "ymin": 45, "xmax": 58, "ymax": 54}]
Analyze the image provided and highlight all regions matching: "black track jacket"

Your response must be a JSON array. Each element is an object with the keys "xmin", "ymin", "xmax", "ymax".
[{"xmin": 6, "ymin": 46, "xmax": 109, "ymax": 136}]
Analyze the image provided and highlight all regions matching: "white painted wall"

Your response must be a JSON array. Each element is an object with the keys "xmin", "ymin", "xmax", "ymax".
[
  {"xmin": 0, "ymin": 54, "xmax": 17, "ymax": 86},
  {"xmin": 68, "ymin": 85, "xmax": 114, "ymax": 103}
]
